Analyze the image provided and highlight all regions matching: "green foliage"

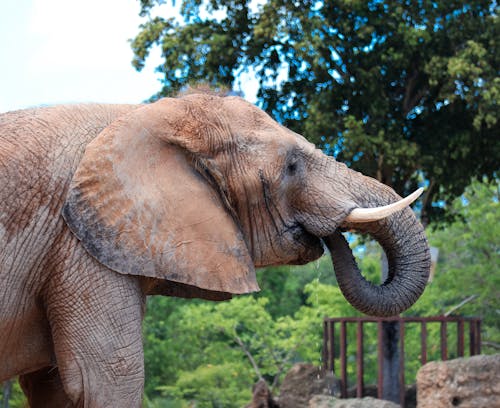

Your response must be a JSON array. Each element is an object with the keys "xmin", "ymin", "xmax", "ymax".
[
  {"xmin": 255, "ymin": 256, "xmax": 337, "ymax": 318},
  {"xmin": 131, "ymin": 0, "xmax": 499, "ymax": 225},
  {"xmin": 0, "ymin": 380, "xmax": 26, "ymax": 408},
  {"xmin": 411, "ymin": 179, "xmax": 500, "ymax": 344},
  {"xmin": 141, "ymin": 179, "xmax": 499, "ymax": 404},
  {"xmin": 159, "ymin": 363, "xmax": 252, "ymax": 407},
  {"xmin": 142, "ymin": 271, "xmax": 361, "ymax": 405},
  {"xmin": 393, "ymin": 178, "xmax": 500, "ymax": 382}
]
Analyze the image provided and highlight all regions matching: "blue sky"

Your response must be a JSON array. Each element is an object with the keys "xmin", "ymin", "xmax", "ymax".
[{"xmin": 0, "ymin": 0, "xmax": 171, "ymax": 113}]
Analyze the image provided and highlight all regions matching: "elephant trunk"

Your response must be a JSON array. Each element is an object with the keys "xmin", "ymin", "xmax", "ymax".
[{"xmin": 324, "ymin": 174, "xmax": 430, "ymax": 317}]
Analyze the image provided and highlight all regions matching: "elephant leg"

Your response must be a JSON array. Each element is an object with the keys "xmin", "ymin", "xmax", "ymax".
[
  {"xmin": 19, "ymin": 366, "xmax": 74, "ymax": 407},
  {"xmin": 46, "ymin": 256, "xmax": 146, "ymax": 408}
]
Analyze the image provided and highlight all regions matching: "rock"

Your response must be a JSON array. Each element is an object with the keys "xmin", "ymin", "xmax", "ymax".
[
  {"xmin": 308, "ymin": 395, "xmax": 400, "ymax": 408},
  {"xmin": 247, "ymin": 379, "xmax": 279, "ymax": 408},
  {"xmin": 416, "ymin": 354, "xmax": 500, "ymax": 408},
  {"xmin": 250, "ymin": 364, "xmax": 402, "ymax": 408},
  {"xmin": 277, "ymin": 363, "xmax": 339, "ymax": 408}
]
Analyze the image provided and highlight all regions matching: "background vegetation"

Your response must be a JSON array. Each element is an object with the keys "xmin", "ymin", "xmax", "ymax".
[
  {"xmin": 140, "ymin": 179, "xmax": 499, "ymax": 407},
  {"xmin": 133, "ymin": 0, "xmax": 499, "ymax": 224},
  {"xmin": 130, "ymin": 0, "xmax": 499, "ymax": 405}
]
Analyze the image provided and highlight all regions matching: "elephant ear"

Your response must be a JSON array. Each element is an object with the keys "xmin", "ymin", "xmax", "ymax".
[{"xmin": 62, "ymin": 97, "xmax": 258, "ymax": 295}]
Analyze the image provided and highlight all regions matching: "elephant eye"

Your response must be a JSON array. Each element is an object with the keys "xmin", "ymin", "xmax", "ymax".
[{"xmin": 287, "ymin": 161, "xmax": 298, "ymax": 175}]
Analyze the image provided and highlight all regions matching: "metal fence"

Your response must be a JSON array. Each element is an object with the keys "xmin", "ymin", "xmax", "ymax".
[{"xmin": 322, "ymin": 316, "xmax": 481, "ymax": 406}]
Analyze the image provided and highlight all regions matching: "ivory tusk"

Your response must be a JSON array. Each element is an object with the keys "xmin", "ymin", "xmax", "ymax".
[{"xmin": 345, "ymin": 187, "xmax": 424, "ymax": 223}]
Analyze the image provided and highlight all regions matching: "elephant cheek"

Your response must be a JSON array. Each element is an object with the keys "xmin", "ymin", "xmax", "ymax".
[{"xmin": 266, "ymin": 233, "xmax": 323, "ymax": 267}]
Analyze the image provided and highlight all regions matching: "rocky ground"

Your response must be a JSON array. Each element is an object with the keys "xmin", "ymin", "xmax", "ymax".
[
  {"xmin": 416, "ymin": 354, "xmax": 500, "ymax": 408},
  {"xmin": 247, "ymin": 354, "xmax": 500, "ymax": 408}
]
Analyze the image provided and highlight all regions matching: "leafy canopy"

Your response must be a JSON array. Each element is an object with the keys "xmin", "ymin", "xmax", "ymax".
[
  {"xmin": 412, "ymin": 178, "xmax": 500, "ymax": 344},
  {"xmin": 132, "ymin": 0, "xmax": 499, "ymax": 224}
]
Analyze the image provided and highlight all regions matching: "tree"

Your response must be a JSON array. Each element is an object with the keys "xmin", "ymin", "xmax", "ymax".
[
  {"xmin": 131, "ymin": 0, "xmax": 499, "ymax": 224},
  {"xmin": 411, "ymin": 178, "xmax": 500, "ymax": 348},
  {"xmin": 131, "ymin": 3, "xmax": 499, "ymax": 403},
  {"xmin": 254, "ymin": 256, "xmax": 337, "ymax": 318},
  {"xmin": 141, "ymin": 246, "xmax": 389, "ymax": 406}
]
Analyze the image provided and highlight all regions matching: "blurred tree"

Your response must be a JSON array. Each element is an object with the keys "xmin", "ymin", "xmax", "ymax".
[
  {"xmin": 0, "ymin": 380, "xmax": 25, "ymax": 408},
  {"xmin": 410, "ymin": 178, "xmax": 500, "ymax": 348},
  {"xmin": 255, "ymin": 256, "xmax": 337, "ymax": 318},
  {"xmin": 131, "ymin": 0, "xmax": 499, "ymax": 224},
  {"xmin": 141, "ymin": 245, "xmax": 389, "ymax": 404},
  {"xmin": 141, "ymin": 177, "xmax": 499, "ymax": 405}
]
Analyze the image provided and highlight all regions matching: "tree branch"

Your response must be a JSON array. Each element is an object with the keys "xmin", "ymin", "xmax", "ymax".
[
  {"xmin": 403, "ymin": 65, "xmax": 427, "ymax": 116},
  {"xmin": 444, "ymin": 295, "xmax": 478, "ymax": 316},
  {"xmin": 420, "ymin": 178, "xmax": 435, "ymax": 227},
  {"xmin": 482, "ymin": 341, "xmax": 500, "ymax": 350},
  {"xmin": 234, "ymin": 334, "xmax": 264, "ymax": 381}
]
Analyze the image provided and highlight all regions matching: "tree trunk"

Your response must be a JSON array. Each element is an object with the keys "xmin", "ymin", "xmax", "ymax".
[{"xmin": 2, "ymin": 380, "xmax": 12, "ymax": 408}]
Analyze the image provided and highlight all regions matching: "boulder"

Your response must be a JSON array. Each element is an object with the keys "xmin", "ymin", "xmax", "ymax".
[
  {"xmin": 248, "ymin": 364, "xmax": 405, "ymax": 407},
  {"xmin": 416, "ymin": 354, "xmax": 500, "ymax": 408},
  {"xmin": 277, "ymin": 363, "xmax": 339, "ymax": 408},
  {"xmin": 246, "ymin": 380, "xmax": 279, "ymax": 408},
  {"xmin": 308, "ymin": 395, "xmax": 400, "ymax": 408}
]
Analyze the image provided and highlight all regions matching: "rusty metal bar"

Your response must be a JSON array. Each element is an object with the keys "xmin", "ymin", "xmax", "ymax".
[
  {"xmin": 469, "ymin": 320, "xmax": 476, "ymax": 356},
  {"xmin": 377, "ymin": 320, "xmax": 383, "ymax": 399},
  {"xmin": 477, "ymin": 320, "xmax": 482, "ymax": 354},
  {"xmin": 322, "ymin": 320, "xmax": 329, "ymax": 372},
  {"xmin": 470, "ymin": 319, "xmax": 481, "ymax": 355},
  {"xmin": 421, "ymin": 321, "xmax": 427, "ymax": 365},
  {"xmin": 399, "ymin": 320, "xmax": 405, "ymax": 407},
  {"xmin": 440, "ymin": 321, "xmax": 448, "ymax": 360},
  {"xmin": 329, "ymin": 321, "xmax": 335, "ymax": 372},
  {"xmin": 324, "ymin": 316, "xmax": 481, "ymax": 324},
  {"xmin": 340, "ymin": 320, "xmax": 347, "ymax": 398},
  {"xmin": 356, "ymin": 321, "xmax": 364, "ymax": 398},
  {"xmin": 457, "ymin": 319, "xmax": 465, "ymax": 357}
]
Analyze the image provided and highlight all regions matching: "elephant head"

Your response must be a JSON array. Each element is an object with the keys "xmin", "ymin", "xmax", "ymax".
[{"xmin": 63, "ymin": 93, "xmax": 430, "ymax": 316}]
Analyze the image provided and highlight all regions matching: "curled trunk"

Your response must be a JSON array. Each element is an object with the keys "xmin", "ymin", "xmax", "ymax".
[{"xmin": 324, "ymin": 206, "xmax": 430, "ymax": 317}]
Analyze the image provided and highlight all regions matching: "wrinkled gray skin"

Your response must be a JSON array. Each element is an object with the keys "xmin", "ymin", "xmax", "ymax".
[{"xmin": 0, "ymin": 94, "xmax": 430, "ymax": 407}]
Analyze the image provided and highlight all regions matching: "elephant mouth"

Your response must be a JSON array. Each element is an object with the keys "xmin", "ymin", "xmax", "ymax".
[{"xmin": 285, "ymin": 223, "xmax": 324, "ymax": 265}]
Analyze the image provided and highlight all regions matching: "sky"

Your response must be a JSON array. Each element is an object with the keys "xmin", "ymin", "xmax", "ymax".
[{"xmin": 0, "ymin": 0, "xmax": 174, "ymax": 113}]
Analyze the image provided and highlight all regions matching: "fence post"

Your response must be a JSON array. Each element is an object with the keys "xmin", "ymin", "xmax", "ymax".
[
  {"xmin": 399, "ymin": 320, "xmax": 405, "ymax": 407},
  {"xmin": 340, "ymin": 320, "xmax": 347, "ymax": 397},
  {"xmin": 323, "ymin": 320, "xmax": 329, "ymax": 373},
  {"xmin": 421, "ymin": 321, "xmax": 427, "ymax": 365},
  {"xmin": 356, "ymin": 321, "xmax": 364, "ymax": 398},
  {"xmin": 476, "ymin": 320, "xmax": 482, "ymax": 354},
  {"xmin": 382, "ymin": 320, "xmax": 400, "ymax": 404},
  {"xmin": 440, "ymin": 320, "xmax": 448, "ymax": 360},
  {"xmin": 457, "ymin": 319, "xmax": 465, "ymax": 357},
  {"xmin": 377, "ymin": 321, "xmax": 384, "ymax": 399},
  {"xmin": 469, "ymin": 320, "xmax": 476, "ymax": 356}
]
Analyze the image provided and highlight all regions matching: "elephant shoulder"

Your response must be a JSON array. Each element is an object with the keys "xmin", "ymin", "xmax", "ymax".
[{"xmin": 0, "ymin": 104, "xmax": 142, "ymax": 240}]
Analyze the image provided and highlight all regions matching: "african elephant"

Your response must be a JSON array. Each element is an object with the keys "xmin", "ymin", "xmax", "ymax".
[{"xmin": 0, "ymin": 93, "xmax": 430, "ymax": 406}]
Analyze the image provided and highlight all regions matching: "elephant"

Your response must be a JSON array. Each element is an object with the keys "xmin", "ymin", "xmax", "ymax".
[{"xmin": 0, "ymin": 93, "xmax": 430, "ymax": 407}]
